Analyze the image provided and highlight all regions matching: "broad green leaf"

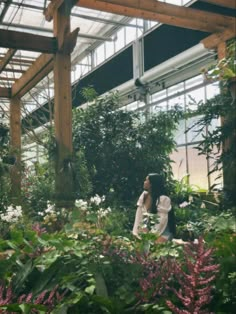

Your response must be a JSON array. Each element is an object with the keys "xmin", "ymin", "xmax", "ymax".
[{"xmin": 85, "ymin": 284, "xmax": 95, "ymax": 295}]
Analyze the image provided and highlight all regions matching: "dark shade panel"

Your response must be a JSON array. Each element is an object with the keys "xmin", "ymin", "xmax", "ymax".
[
  {"xmin": 22, "ymin": 102, "xmax": 53, "ymax": 131},
  {"xmin": 144, "ymin": 26, "xmax": 210, "ymax": 72},
  {"xmin": 22, "ymin": 47, "xmax": 133, "ymax": 130},
  {"xmin": 192, "ymin": 1, "xmax": 236, "ymax": 17},
  {"xmin": 72, "ymin": 46, "xmax": 133, "ymax": 108}
]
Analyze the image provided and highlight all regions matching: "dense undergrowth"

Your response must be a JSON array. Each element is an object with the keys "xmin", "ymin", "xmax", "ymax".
[{"xmin": 0, "ymin": 193, "xmax": 235, "ymax": 313}]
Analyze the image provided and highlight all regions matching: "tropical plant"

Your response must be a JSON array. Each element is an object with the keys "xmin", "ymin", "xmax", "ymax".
[
  {"xmin": 186, "ymin": 91, "xmax": 236, "ymax": 206},
  {"xmin": 73, "ymin": 91, "xmax": 182, "ymax": 205},
  {"xmin": 21, "ymin": 163, "xmax": 55, "ymax": 216},
  {"xmin": 166, "ymin": 237, "xmax": 220, "ymax": 314},
  {"xmin": 0, "ymin": 122, "xmax": 11, "ymax": 207}
]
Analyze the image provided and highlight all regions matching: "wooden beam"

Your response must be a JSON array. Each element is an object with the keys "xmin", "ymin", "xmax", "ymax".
[
  {"xmin": 11, "ymin": 54, "xmax": 53, "ymax": 98},
  {"xmin": 0, "ymin": 57, "xmax": 33, "ymax": 65},
  {"xmin": 217, "ymin": 41, "xmax": 226, "ymax": 60},
  {"xmin": 201, "ymin": 27, "xmax": 235, "ymax": 49},
  {"xmin": 0, "ymin": 29, "xmax": 57, "ymax": 53},
  {"xmin": 201, "ymin": 0, "xmax": 236, "ymax": 9},
  {"xmin": 0, "ymin": 49, "xmax": 16, "ymax": 73},
  {"xmin": 78, "ymin": 2, "xmax": 211, "ymax": 33},
  {"xmin": 0, "ymin": 87, "xmax": 11, "ymax": 98},
  {"xmin": 45, "ymin": 0, "xmax": 77, "ymax": 22},
  {"xmin": 78, "ymin": 0, "xmax": 235, "ymax": 32},
  {"xmin": 102, "ymin": 0, "xmax": 235, "ymax": 26}
]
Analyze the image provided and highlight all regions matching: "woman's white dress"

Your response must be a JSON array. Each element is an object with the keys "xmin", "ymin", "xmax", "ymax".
[{"xmin": 132, "ymin": 191, "xmax": 171, "ymax": 238}]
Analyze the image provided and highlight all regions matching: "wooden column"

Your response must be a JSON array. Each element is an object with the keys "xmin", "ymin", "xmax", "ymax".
[
  {"xmin": 218, "ymin": 42, "xmax": 236, "ymax": 203},
  {"xmin": 9, "ymin": 96, "xmax": 21, "ymax": 202},
  {"xmin": 53, "ymin": 1, "xmax": 75, "ymax": 206}
]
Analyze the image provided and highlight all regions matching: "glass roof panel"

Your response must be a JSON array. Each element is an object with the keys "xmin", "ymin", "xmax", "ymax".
[
  {"xmin": 3, "ymin": 3, "xmax": 49, "ymax": 31},
  {"xmin": 0, "ymin": 0, "xmax": 229, "ymax": 125}
]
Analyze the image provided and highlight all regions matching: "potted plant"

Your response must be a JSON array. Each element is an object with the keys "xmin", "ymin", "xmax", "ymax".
[{"xmin": 202, "ymin": 39, "xmax": 236, "ymax": 99}]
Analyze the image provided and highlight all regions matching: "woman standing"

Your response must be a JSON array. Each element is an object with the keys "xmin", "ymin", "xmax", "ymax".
[{"xmin": 132, "ymin": 173, "xmax": 175, "ymax": 241}]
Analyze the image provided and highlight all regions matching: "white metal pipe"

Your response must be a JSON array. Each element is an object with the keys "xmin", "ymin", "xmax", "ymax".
[{"xmin": 114, "ymin": 43, "xmax": 211, "ymax": 96}]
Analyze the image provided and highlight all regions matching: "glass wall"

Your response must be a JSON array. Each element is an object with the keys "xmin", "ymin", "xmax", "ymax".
[
  {"xmin": 149, "ymin": 75, "xmax": 221, "ymax": 190},
  {"xmin": 123, "ymin": 74, "xmax": 222, "ymax": 191}
]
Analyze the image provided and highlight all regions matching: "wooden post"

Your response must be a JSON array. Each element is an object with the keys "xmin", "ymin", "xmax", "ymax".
[
  {"xmin": 217, "ymin": 41, "xmax": 236, "ymax": 203},
  {"xmin": 9, "ymin": 96, "xmax": 21, "ymax": 202},
  {"xmin": 53, "ymin": 1, "xmax": 76, "ymax": 206}
]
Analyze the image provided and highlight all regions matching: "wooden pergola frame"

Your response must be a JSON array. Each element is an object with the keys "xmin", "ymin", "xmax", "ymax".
[{"xmin": 0, "ymin": 0, "xmax": 235, "ymax": 204}]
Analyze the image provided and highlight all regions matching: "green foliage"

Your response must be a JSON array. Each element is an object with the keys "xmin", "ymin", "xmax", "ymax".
[
  {"xmin": 80, "ymin": 86, "xmax": 98, "ymax": 102},
  {"xmin": 186, "ymin": 92, "xmax": 236, "ymax": 205},
  {"xmin": 73, "ymin": 150, "xmax": 93, "ymax": 199},
  {"xmin": 171, "ymin": 174, "xmax": 207, "ymax": 204},
  {"xmin": 72, "ymin": 91, "xmax": 182, "ymax": 204},
  {"xmin": 21, "ymin": 163, "xmax": 55, "ymax": 215},
  {"xmin": 42, "ymin": 127, "xmax": 57, "ymax": 162},
  {"xmin": 0, "ymin": 122, "xmax": 11, "ymax": 207},
  {"xmin": 102, "ymin": 208, "xmax": 132, "ymax": 236},
  {"xmin": 202, "ymin": 39, "xmax": 236, "ymax": 84},
  {"xmin": 0, "ymin": 200, "xmax": 235, "ymax": 313},
  {"xmin": 207, "ymin": 217, "xmax": 236, "ymax": 313}
]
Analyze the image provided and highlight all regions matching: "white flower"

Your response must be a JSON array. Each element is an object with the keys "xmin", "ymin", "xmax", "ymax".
[
  {"xmin": 200, "ymin": 202, "xmax": 206, "ymax": 208},
  {"xmin": 75, "ymin": 199, "xmax": 88, "ymax": 211},
  {"xmin": 90, "ymin": 194, "xmax": 105, "ymax": 206},
  {"xmin": 97, "ymin": 206, "xmax": 111, "ymax": 218},
  {"xmin": 188, "ymin": 195, "xmax": 193, "ymax": 203},
  {"xmin": 0, "ymin": 204, "xmax": 23, "ymax": 223},
  {"xmin": 45, "ymin": 203, "xmax": 55, "ymax": 213},
  {"xmin": 179, "ymin": 201, "xmax": 190, "ymax": 208}
]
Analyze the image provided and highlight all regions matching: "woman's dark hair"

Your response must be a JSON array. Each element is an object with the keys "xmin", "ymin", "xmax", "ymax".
[
  {"xmin": 148, "ymin": 173, "xmax": 167, "ymax": 214},
  {"xmin": 148, "ymin": 173, "xmax": 176, "ymax": 236},
  {"xmin": 168, "ymin": 208, "xmax": 176, "ymax": 237}
]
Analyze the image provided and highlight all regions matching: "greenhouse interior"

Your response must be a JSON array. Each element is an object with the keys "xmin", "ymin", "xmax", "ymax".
[{"xmin": 0, "ymin": 0, "xmax": 236, "ymax": 313}]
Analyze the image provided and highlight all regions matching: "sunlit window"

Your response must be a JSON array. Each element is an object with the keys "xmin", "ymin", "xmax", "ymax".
[
  {"xmin": 95, "ymin": 44, "xmax": 105, "ymax": 66},
  {"xmin": 125, "ymin": 101, "xmax": 138, "ymax": 111},
  {"xmin": 125, "ymin": 25, "xmax": 137, "ymax": 45},
  {"xmin": 174, "ymin": 120, "xmax": 186, "ymax": 145},
  {"xmin": 136, "ymin": 19, "xmax": 144, "ymax": 37},
  {"xmin": 115, "ymin": 28, "xmax": 125, "ymax": 52},
  {"xmin": 105, "ymin": 40, "xmax": 115, "ymax": 59},
  {"xmin": 186, "ymin": 86, "xmax": 205, "ymax": 111},
  {"xmin": 168, "ymin": 94, "xmax": 185, "ymax": 110},
  {"xmin": 206, "ymin": 82, "xmax": 220, "ymax": 99},
  {"xmin": 152, "ymin": 100, "xmax": 168, "ymax": 112},
  {"xmin": 185, "ymin": 74, "xmax": 203, "ymax": 89},
  {"xmin": 149, "ymin": 74, "xmax": 222, "ymax": 190},
  {"xmin": 168, "ymin": 82, "xmax": 184, "ymax": 96},
  {"xmin": 151, "ymin": 89, "xmax": 167, "ymax": 103}
]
